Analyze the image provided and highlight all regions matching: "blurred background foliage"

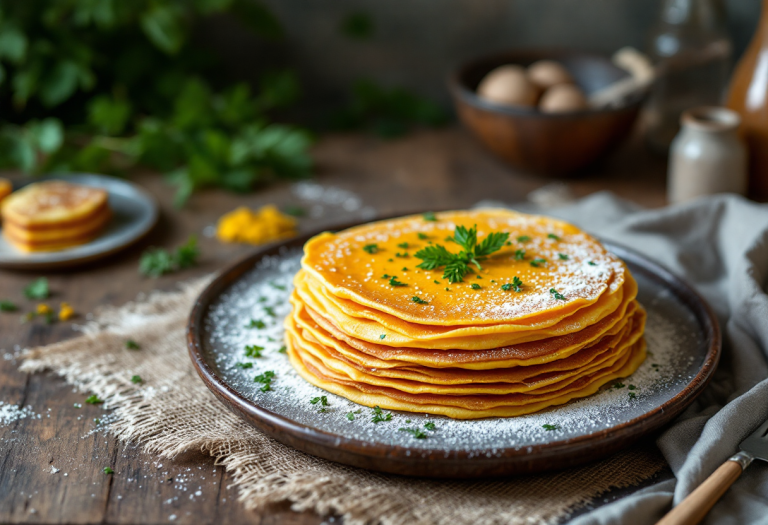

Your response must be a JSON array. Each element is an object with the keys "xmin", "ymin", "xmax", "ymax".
[{"xmin": 0, "ymin": 0, "xmax": 446, "ymax": 204}]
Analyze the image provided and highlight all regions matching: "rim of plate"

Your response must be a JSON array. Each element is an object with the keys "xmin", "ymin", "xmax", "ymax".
[{"xmin": 186, "ymin": 215, "xmax": 721, "ymax": 478}]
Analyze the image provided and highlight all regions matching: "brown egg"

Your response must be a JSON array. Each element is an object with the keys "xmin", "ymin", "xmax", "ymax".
[
  {"xmin": 527, "ymin": 60, "xmax": 574, "ymax": 90},
  {"xmin": 476, "ymin": 65, "xmax": 539, "ymax": 107},
  {"xmin": 539, "ymin": 84, "xmax": 588, "ymax": 113}
]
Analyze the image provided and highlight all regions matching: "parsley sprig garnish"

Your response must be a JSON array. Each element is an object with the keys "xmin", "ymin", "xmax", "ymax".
[
  {"xmin": 310, "ymin": 396, "xmax": 329, "ymax": 412},
  {"xmin": 139, "ymin": 236, "xmax": 199, "ymax": 278},
  {"xmin": 399, "ymin": 427, "xmax": 427, "ymax": 439},
  {"xmin": 502, "ymin": 276, "xmax": 523, "ymax": 292},
  {"xmin": 414, "ymin": 225, "xmax": 509, "ymax": 283},
  {"xmin": 254, "ymin": 371, "xmax": 275, "ymax": 392},
  {"xmin": 411, "ymin": 296, "xmax": 428, "ymax": 304}
]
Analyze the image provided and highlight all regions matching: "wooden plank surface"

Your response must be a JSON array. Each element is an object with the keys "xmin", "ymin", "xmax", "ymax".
[{"xmin": 0, "ymin": 127, "xmax": 667, "ymax": 524}]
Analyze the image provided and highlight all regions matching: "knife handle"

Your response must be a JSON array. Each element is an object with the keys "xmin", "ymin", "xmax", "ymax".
[{"xmin": 656, "ymin": 452, "xmax": 753, "ymax": 525}]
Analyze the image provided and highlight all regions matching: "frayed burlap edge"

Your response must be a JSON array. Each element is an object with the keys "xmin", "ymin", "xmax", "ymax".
[{"xmin": 19, "ymin": 278, "xmax": 667, "ymax": 525}]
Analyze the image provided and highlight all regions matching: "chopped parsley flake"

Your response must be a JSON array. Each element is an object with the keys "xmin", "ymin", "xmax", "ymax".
[
  {"xmin": 422, "ymin": 212, "xmax": 437, "ymax": 221},
  {"xmin": 346, "ymin": 410, "xmax": 361, "ymax": 421},
  {"xmin": 514, "ymin": 249, "xmax": 526, "ymax": 260},
  {"xmin": 363, "ymin": 244, "xmax": 379, "ymax": 254},
  {"xmin": 381, "ymin": 274, "xmax": 390, "ymax": 279},
  {"xmin": 235, "ymin": 362, "xmax": 253, "ymax": 369},
  {"xmin": 613, "ymin": 382, "xmax": 626, "ymax": 389},
  {"xmin": 125, "ymin": 340, "xmax": 140, "ymax": 350},
  {"xmin": 516, "ymin": 235, "xmax": 531, "ymax": 243},
  {"xmin": 502, "ymin": 276, "xmax": 524, "ymax": 292},
  {"xmin": 278, "ymin": 346, "xmax": 287, "ymax": 354},
  {"xmin": 0, "ymin": 301, "xmax": 18, "ymax": 312},
  {"xmin": 24, "ymin": 278, "xmax": 49, "ymax": 299},
  {"xmin": 264, "ymin": 306, "xmax": 275, "ymax": 317},
  {"xmin": 542, "ymin": 424, "xmax": 560, "ymax": 431},
  {"xmin": 399, "ymin": 427, "xmax": 427, "ymax": 439},
  {"xmin": 411, "ymin": 296, "xmax": 429, "ymax": 304},
  {"xmin": 245, "ymin": 319, "xmax": 266, "ymax": 329},
  {"xmin": 371, "ymin": 405, "xmax": 392, "ymax": 423},
  {"xmin": 244, "ymin": 345, "xmax": 264, "ymax": 358},
  {"xmin": 629, "ymin": 392, "xmax": 637, "ymax": 399},
  {"xmin": 310, "ymin": 396, "xmax": 329, "ymax": 412},
  {"xmin": 549, "ymin": 288, "xmax": 566, "ymax": 300},
  {"xmin": 131, "ymin": 375, "xmax": 142, "ymax": 384},
  {"xmin": 395, "ymin": 252, "xmax": 409, "ymax": 258},
  {"xmin": 379, "ymin": 334, "xmax": 386, "ymax": 340},
  {"xmin": 558, "ymin": 253, "xmax": 569, "ymax": 260},
  {"xmin": 588, "ymin": 261, "xmax": 597, "ymax": 266},
  {"xmin": 548, "ymin": 233, "xmax": 561, "ymax": 241},
  {"xmin": 254, "ymin": 371, "xmax": 275, "ymax": 392},
  {"xmin": 103, "ymin": 467, "xmax": 114, "ymax": 474},
  {"xmin": 389, "ymin": 276, "xmax": 407, "ymax": 287},
  {"xmin": 402, "ymin": 267, "xmax": 408, "ymax": 271},
  {"xmin": 397, "ymin": 242, "xmax": 410, "ymax": 249},
  {"xmin": 417, "ymin": 233, "xmax": 429, "ymax": 240},
  {"xmin": 94, "ymin": 418, "xmax": 101, "ymax": 425},
  {"xmin": 470, "ymin": 283, "xmax": 481, "ymax": 290},
  {"xmin": 85, "ymin": 395, "xmax": 103, "ymax": 405},
  {"xmin": 628, "ymin": 385, "xmax": 637, "ymax": 390},
  {"xmin": 433, "ymin": 280, "xmax": 440, "ymax": 284},
  {"xmin": 270, "ymin": 282, "xmax": 287, "ymax": 291},
  {"xmin": 424, "ymin": 422, "xmax": 437, "ymax": 431},
  {"xmin": 530, "ymin": 258, "xmax": 547, "ymax": 267}
]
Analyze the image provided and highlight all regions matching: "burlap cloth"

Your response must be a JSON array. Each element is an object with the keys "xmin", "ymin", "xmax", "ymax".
[{"xmin": 20, "ymin": 276, "xmax": 667, "ymax": 525}]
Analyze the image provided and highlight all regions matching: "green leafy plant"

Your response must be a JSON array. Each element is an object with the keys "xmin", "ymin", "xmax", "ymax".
[
  {"xmin": 331, "ymin": 79, "xmax": 448, "ymax": 138},
  {"xmin": 0, "ymin": 0, "xmax": 311, "ymax": 205}
]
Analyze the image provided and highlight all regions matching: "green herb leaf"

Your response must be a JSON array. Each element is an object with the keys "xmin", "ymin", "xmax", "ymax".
[
  {"xmin": 310, "ymin": 395, "xmax": 329, "ymax": 412},
  {"xmin": 131, "ymin": 375, "xmax": 142, "ymax": 384},
  {"xmin": 411, "ymin": 296, "xmax": 428, "ymax": 304},
  {"xmin": 125, "ymin": 340, "xmax": 140, "ymax": 350},
  {"xmin": 235, "ymin": 362, "xmax": 253, "ymax": 369},
  {"xmin": 244, "ymin": 345, "xmax": 264, "ymax": 358},
  {"xmin": 558, "ymin": 253, "xmax": 569, "ymax": 260},
  {"xmin": 103, "ymin": 467, "xmax": 114, "ymax": 475},
  {"xmin": 547, "ymin": 233, "xmax": 561, "ymax": 241},
  {"xmin": 388, "ymin": 276, "xmax": 407, "ymax": 287},
  {"xmin": 514, "ymin": 249, "xmax": 526, "ymax": 261},
  {"xmin": 414, "ymin": 225, "xmax": 508, "ymax": 284},
  {"xmin": 542, "ymin": 424, "xmax": 560, "ymax": 431},
  {"xmin": 417, "ymin": 233, "xmax": 429, "ymax": 240},
  {"xmin": 139, "ymin": 236, "xmax": 199, "ymax": 277},
  {"xmin": 254, "ymin": 371, "xmax": 275, "ymax": 391},
  {"xmin": 24, "ymin": 278, "xmax": 49, "ymax": 299},
  {"xmin": 371, "ymin": 405, "xmax": 392, "ymax": 423},
  {"xmin": 278, "ymin": 345, "xmax": 287, "ymax": 354},
  {"xmin": 517, "ymin": 235, "xmax": 531, "ymax": 243},
  {"xmin": 549, "ymin": 288, "xmax": 566, "ymax": 300},
  {"xmin": 422, "ymin": 212, "xmax": 437, "ymax": 221},
  {"xmin": 424, "ymin": 422, "xmax": 437, "ymax": 431},
  {"xmin": 470, "ymin": 283, "xmax": 481, "ymax": 290},
  {"xmin": 245, "ymin": 319, "xmax": 266, "ymax": 329},
  {"xmin": 530, "ymin": 258, "xmax": 547, "ymax": 268},
  {"xmin": 588, "ymin": 261, "xmax": 597, "ymax": 266},
  {"xmin": 0, "ymin": 301, "xmax": 18, "ymax": 312},
  {"xmin": 379, "ymin": 334, "xmax": 386, "ymax": 340},
  {"xmin": 399, "ymin": 427, "xmax": 427, "ymax": 439},
  {"xmin": 363, "ymin": 244, "xmax": 379, "ymax": 254},
  {"xmin": 85, "ymin": 394, "xmax": 103, "ymax": 405}
]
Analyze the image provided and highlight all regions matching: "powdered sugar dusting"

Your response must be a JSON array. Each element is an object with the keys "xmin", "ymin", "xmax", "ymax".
[{"xmin": 201, "ymin": 248, "xmax": 708, "ymax": 454}]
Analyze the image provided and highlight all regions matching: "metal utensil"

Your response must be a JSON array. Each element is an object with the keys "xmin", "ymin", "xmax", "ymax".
[{"xmin": 657, "ymin": 418, "xmax": 768, "ymax": 525}]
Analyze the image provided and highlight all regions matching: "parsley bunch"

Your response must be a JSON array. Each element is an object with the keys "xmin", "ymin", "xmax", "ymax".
[{"xmin": 414, "ymin": 225, "xmax": 509, "ymax": 283}]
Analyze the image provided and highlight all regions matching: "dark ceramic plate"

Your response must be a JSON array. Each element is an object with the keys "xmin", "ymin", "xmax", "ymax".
[
  {"xmin": 187, "ymin": 220, "xmax": 720, "ymax": 479},
  {"xmin": 0, "ymin": 174, "xmax": 158, "ymax": 270}
]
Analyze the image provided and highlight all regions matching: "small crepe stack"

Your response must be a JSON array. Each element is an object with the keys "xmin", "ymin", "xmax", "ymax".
[
  {"xmin": 1, "ymin": 181, "xmax": 111, "ymax": 252},
  {"xmin": 285, "ymin": 209, "xmax": 646, "ymax": 419}
]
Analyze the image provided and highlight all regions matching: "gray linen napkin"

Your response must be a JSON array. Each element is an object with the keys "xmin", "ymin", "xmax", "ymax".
[{"xmin": 482, "ymin": 192, "xmax": 768, "ymax": 524}]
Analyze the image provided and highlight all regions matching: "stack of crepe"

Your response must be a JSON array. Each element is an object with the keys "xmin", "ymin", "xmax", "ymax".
[
  {"xmin": 2, "ymin": 181, "xmax": 111, "ymax": 252},
  {"xmin": 285, "ymin": 209, "xmax": 646, "ymax": 419}
]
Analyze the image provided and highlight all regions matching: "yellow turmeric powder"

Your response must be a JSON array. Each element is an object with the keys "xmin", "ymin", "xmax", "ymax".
[{"xmin": 216, "ymin": 205, "xmax": 297, "ymax": 245}]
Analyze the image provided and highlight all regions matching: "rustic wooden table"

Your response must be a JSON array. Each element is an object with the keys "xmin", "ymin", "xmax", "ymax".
[{"xmin": 0, "ymin": 128, "xmax": 668, "ymax": 524}]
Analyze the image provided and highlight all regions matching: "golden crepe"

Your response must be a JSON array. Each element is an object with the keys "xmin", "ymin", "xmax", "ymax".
[
  {"xmin": 0, "ymin": 178, "xmax": 11, "ymax": 206},
  {"xmin": 1, "ymin": 181, "xmax": 111, "ymax": 252},
  {"xmin": 285, "ymin": 209, "xmax": 647, "ymax": 419}
]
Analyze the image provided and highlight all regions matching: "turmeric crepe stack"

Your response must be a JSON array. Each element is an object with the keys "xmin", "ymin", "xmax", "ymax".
[
  {"xmin": 285, "ymin": 209, "xmax": 646, "ymax": 419},
  {"xmin": 1, "ymin": 181, "xmax": 111, "ymax": 252}
]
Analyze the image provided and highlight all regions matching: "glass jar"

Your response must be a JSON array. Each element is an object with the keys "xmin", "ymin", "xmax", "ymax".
[{"xmin": 644, "ymin": 0, "xmax": 732, "ymax": 154}]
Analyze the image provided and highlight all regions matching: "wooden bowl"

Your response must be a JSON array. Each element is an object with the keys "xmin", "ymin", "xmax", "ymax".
[{"xmin": 449, "ymin": 50, "xmax": 647, "ymax": 175}]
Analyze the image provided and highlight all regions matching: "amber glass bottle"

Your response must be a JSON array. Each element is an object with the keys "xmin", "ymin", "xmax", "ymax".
[{"xmin": 726, "ymin": 0, "xmax": 768, "ymax": 199}]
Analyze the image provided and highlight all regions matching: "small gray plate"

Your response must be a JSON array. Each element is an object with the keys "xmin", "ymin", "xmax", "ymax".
[{"xmin": 0, "ymin": 174, "xmax": 158, "ymax": 270}]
